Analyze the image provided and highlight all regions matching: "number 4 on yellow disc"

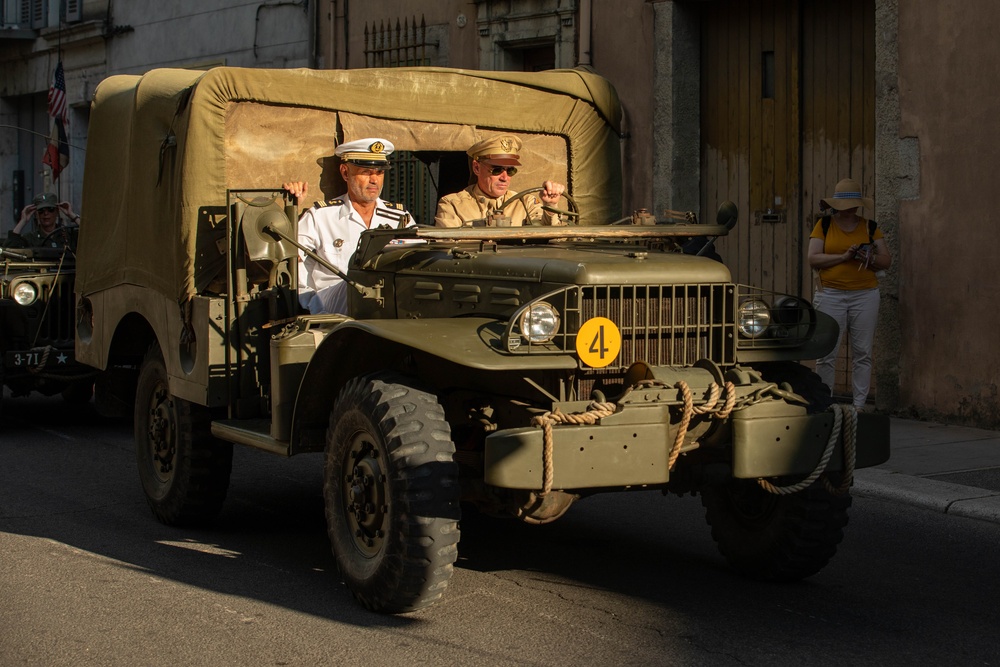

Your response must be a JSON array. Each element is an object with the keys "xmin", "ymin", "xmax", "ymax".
[{"xmin": 575, "ymin": 317, "xmax": 622, "ymax": 368}]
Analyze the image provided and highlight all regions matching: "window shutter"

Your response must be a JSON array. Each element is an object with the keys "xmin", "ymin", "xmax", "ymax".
[
  {"xmin": 64, "ymin": 0, "xmax": 79, "ymax": 22},
  {"xmin": 29, "ymin": 0, "xmax": 44, "ymax": 29}
]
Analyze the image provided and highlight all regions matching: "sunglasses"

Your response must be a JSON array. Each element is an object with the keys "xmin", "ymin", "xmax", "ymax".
[{"xmin": 487, "ymin": 166, "xmax": 518, "ymax": 177}]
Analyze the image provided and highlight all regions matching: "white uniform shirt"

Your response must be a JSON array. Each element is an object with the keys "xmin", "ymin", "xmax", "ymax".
[{"xmin": 297, "ymin": 197, "xmax": 412, "ymax": 314}]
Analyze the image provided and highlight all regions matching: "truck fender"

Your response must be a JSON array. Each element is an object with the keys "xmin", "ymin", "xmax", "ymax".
[{"xmin": 289, "ymin": 317, "xmax": 577, "ymax": 453}]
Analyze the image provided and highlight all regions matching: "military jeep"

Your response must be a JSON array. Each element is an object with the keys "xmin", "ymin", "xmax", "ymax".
[
  {"xmin": 77, "ymin": 66, "xmax": 889, "ymax": 613},
  {"xmin": 0, "ymin": 234, "xmax": 96, "ymax": 408}
]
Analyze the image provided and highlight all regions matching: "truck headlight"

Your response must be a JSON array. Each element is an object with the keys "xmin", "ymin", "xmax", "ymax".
[
  {"xmin": 738, "ymin": 299, "xmax": 770, "ymax": 338},
  {"xmin": 13, "ymin": 282, "xmax": 38, "ymax": 306},
  {"xmin": 519, "ymin": 302, "xmax": 560, "ymax": 343}
]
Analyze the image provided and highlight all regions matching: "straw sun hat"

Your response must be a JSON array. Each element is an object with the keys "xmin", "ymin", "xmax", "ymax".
[{"xmin": 820, "ymin": 178, "xmax": 874, "ymax": 212}]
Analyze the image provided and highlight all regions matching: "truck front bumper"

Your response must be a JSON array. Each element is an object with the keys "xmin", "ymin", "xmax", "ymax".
[{"xmin": 483, "ymin": 404, "xmax": 890, "ymax": 491}]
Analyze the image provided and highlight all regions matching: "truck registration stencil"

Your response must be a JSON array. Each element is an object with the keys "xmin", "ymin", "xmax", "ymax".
[{"xmin": 576, "ymin": 317, "xmax": 621, "ymax": 368}]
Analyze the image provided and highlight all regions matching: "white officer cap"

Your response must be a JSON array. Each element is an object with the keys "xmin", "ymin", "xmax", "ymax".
[{"xmin": 335, "ymin": 138, "xmax": 394, "ymax": 169}]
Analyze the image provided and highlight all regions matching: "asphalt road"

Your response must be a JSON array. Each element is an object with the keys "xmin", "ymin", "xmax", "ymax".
[{"xmin": 2, "ymin": 394, "xmax": 1000, "ymax": 666}]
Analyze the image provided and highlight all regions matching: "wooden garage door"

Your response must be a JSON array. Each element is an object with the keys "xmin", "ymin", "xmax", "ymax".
[{"xmin": 700, "ymin": 0, "xmax": 875, "ymax": 300}]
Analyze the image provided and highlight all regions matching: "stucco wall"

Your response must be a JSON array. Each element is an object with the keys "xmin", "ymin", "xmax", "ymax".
[
  {"xmin": 591, "ymin": 0, "xmax": 657, "ymax": 215},
  {"xmin": 896, "ymin": 0, "xmax": 1000, "ymax": 425}
]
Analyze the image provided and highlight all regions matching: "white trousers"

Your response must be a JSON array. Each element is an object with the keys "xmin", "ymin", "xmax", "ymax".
[{"xmin": 813, "ymin": 287, "xmax": 880, "ymax": 409}]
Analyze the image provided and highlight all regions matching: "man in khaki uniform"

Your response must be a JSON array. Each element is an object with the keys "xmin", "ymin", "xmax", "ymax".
[{"xmin": 434, "ymin": 134, "xmax": 567, "ymax": 227}]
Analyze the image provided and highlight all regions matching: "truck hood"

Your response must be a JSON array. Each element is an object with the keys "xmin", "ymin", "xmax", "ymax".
[{"xmin": 369, "ymin": 241, "xmax": 733, "ymax": 285}]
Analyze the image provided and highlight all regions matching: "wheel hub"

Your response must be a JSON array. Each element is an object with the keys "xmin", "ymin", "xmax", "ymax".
[
  {"xmin": 342, "ymin": 437, "xmax": 388, "ymax": 558},
  {"xmin": 147, "ymin": 384, "xmax": 176, "ymax": 481},
  {"xmin": 727, "ymin": 481, "xmax": 779, "ymax": 527}
]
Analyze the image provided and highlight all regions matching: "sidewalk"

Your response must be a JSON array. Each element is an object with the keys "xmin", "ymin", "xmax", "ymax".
[{"xmin": 853, "ymin": 417, "xmax": 1000, "ymax": 525}]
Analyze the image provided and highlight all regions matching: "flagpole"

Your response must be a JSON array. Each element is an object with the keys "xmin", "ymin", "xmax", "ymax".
[
  {"xmin": 53, "ymin": 21, "xmax": 61, "ymax": 198},
  {"xmin": 43, "ymin": 42, "xmax": 70, "ymax": 196}
]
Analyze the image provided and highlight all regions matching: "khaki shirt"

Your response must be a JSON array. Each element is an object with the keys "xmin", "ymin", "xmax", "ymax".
[
  {"xmin": 12, "ymin": 222, "xmax": 76, "ymax": 249},
  {"xmin": 434, "ymin": 185, "xmax": 563, "ymax": 227}
]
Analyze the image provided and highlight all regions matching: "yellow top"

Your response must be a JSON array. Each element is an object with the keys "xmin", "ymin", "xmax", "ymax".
[{"xmin": 810, "ymin": 217, "xmax": 884, "ymax": 290}]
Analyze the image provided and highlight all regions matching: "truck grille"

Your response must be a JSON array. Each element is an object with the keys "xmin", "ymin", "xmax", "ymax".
[
  {"xmin": 580, "ymin": 283, "xmax": 736, "ymax": 370},
  {"xmin": 34, "ymin": 277, "xmax": 76, "ymax": 344}
]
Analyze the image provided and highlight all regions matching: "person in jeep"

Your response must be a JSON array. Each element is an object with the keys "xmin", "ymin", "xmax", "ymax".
[
  {"xmin": 7, "ymin": 192, "xmax": 80, "ymax": 248},
  {"xmin": 283, "ymin": 137, "xmax": 413, "ymax": 315},
  {"xmin": 434, "ymin": 134, "xmax": 568, "ymax": 227}
]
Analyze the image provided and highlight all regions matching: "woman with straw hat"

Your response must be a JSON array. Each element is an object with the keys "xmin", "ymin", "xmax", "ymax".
[{"xmin": 807, "ymin": 177, "xmax": 892, "ymax": 411}]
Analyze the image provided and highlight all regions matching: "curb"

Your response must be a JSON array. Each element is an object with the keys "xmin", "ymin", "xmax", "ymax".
[{"xmin": 853, "ymin": 468, "xmax": 1000, "ymax": 525}]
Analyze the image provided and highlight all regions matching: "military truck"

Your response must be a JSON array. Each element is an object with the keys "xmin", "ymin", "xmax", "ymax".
[
  {"xmin": 1, "ymin": 230, "xmax": 96, "ymax": 408},
  {"xmin": 77, "ymin": 66, "xmax": 889, "ymax": 613}
]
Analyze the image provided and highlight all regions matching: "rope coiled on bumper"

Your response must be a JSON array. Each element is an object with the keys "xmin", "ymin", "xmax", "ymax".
[{"xmin": 757, "ymin": 403, "xmax": 858, "ymax": 496}]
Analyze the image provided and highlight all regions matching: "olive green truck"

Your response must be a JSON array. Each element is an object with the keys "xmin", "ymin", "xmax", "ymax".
[{"xmin": 76, "ymin": 66, "xmax": 889, "ymax": 613}]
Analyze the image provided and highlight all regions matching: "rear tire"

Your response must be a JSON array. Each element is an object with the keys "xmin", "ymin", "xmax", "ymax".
[
  {"xmin": 134, "ymin": 343, "xmax": 232, "ymax": 525},
  {"xmin": 324, "ymin": 372, "xmax": 460, "ymax": 612},
  {"xmin": 702, "ymin": 478, "xmax": 851, "ymax": 581}
]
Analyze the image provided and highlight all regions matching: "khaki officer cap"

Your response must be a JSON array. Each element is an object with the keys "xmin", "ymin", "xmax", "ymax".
[
  {"xmin": 33, "ymin": 192, "xmax": 58, "ymax": 210},
  {"xmin": 467, "ymin": 135, "xmax": 522, "ymax": 167},
  {"xmin": 335, "ymin": 138, "xmax": 394, "ymax": 169}
]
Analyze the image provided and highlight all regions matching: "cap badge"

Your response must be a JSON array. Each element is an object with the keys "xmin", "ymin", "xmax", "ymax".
[
  {"xmin": 369, "ymin": 141, "xmax": 385, "ymax": 154},
  {"xmin": 500, "ymin": 137, "xmax": 514, "ymax": 153}
]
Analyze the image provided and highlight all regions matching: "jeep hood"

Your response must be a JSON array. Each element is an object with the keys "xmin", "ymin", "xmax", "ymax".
[{"xmin": 376, "ymin": 243, "xmax": 733, "ymax": 285}]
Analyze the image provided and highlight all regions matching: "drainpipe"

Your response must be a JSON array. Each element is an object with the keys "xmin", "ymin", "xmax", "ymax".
[
  {"xmin": 309, "ymin": 0, "xmax": 318, "ymax": 68},
  {"xmin": 578, "ymin": 0, "xmax": 592, "ymax": 66},
  {"xmin": 329, "ymin": 0, "xmax": 336, "ymax": 68}
]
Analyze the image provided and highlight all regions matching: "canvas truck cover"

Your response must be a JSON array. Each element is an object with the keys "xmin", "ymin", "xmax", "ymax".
[{"xmin": 77, "ymin": 66, "xmax": 624, "ymax": 305}]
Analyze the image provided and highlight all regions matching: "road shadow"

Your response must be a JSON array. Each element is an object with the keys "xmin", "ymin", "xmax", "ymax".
[{"xmin": 6, "ymin": 392, "xmax": 1000, "ymax": 662}]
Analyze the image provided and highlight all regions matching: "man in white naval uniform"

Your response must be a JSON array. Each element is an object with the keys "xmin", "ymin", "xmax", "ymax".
[{"xmin": 283, "ymin": 138, "xmax": 413, "ymax": 315}]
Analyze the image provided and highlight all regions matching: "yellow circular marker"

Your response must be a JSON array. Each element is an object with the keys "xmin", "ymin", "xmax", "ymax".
[{"xmin": 576, "ymin": 317, "xmax": 622, "ymax": 368}]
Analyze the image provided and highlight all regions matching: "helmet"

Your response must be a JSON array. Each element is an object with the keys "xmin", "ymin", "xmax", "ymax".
[{"xmin": 33, "ymin": 192, "xmax": 58, "ymax": 211}]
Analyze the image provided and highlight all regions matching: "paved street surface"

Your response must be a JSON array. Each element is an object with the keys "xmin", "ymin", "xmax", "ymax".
[{"xmin": 2, "ymin": 394, "xmax": 1000, "ymax": 665}]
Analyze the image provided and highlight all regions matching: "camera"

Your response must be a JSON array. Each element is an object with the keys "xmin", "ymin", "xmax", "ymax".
[{"xmin": 853, "ymin": 243, "xmax": 873, "ymax": 260}]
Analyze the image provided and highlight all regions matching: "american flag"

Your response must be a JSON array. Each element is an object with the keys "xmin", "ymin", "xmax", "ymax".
[{"xmin": 48, "ymin": 60, "xmax": 67, "ymax": 124}]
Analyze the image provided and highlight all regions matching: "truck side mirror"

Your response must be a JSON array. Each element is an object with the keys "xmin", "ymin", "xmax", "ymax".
[
  {"xmin": 243, "ymin": 202, "xmax": 296, "ymax": 263},
  {"xmin": 716, "ymin": 201, "xmax": 738, "ymax": 231}
]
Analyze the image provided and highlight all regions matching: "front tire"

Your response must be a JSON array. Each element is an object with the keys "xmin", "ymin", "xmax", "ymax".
[
  {"xmin": 702, "ymin": 478, "xmax": 851, "ymax": 581},
  {"xmin": 134, "ymin": 343, "xmax": 232, "ymax": 525},
  {"xmin": 324, "ymin": 372, "xmax": 460, "ymax": 613}
]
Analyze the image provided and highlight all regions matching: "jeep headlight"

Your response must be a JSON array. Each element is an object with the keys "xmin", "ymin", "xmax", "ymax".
[
  {"xmin": 738, "ymin": 299, "xmax": 770, "ymax": 338},
  {"xmin": 519, "ymin": 302, "xmax": 561, "ymax": 343},
  {"xmin": 13, "ymin": 281, "xmax": 38, "ymax": 306}
]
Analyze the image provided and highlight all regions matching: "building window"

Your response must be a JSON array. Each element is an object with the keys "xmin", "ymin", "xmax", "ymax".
[
  {"xmin": 508, "ymin": 44, "xmax": 556, "ymax": 72},
  {"xmin": 4, "ymin": 0, "xmax": 81, "ymax": 29}
]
